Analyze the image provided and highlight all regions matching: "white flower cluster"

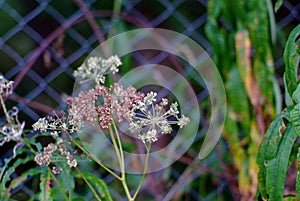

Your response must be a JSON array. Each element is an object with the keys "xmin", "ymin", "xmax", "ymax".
[
  {"xmin": 32, "ymin": 113, "xmax": 78, "ymax": 136},
  {"xmin": 129, "ymin": 92, "xmax": 190, "ymax": 144},
  {"xmin": 0, "ymin": 75, "xmax": 14, "ymax": 97},
  {"xmin": 73, "ymin": 55, "xmax": 122, "ymax": 84}
]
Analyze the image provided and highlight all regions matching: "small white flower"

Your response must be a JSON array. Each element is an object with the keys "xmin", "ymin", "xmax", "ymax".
[
  {"xmin": 143, "ymin": 91, "xmax": 157, "ymax": 106},
  {"xmin": 139, "ymin": 129, "xmax": 158, "ymax": 144},
  {"xmin": 32, "ymin": 118, "xmax": 48, "ymax": 132},
  {"xmin": 102, "ymin": 55, "xmax": 122, "ymax": 74},
  {"xmin": 177, "ymin": 115, "xmax": 190, "ymax": 128},
  {"xmin": 129, "ymin": 92, "xmax": 189, "ymax": 144},
  {"xmin": 67, "ymin": 159, "xmax": 77, "ymax": 168},
  {"xmin": 73, "ymin": 55, "xmax": 122, "ymax": 84}
]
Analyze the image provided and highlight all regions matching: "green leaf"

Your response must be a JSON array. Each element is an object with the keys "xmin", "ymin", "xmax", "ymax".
[
  {"xmin": 39, "ymin": 167, "xmax": 52, "ymax": 201},
  {"xmin": 292, "ymin": 84, "xmax": 300, "ymax": 104},
  {"xmin": 296, "ymin": 147, "xmax": 300, "ymax": 198},
  {"xmin": 9, "ymin": 168, "xmax": 41, "ymax": 191},
  {"xmin": 0, "ymin": 155, "xmax": 33, "ymax": 196},
  {"xmin": 60, "ymin": 169, "xmax": 75, "ymax": 194},
  {"xmin": 258, "ymin": 112, "xmax": 287, "ymax": 161},
  {"xmin": 284, "ymin": 195, "xmax": 299, "ymax": 201},
  {"xmin": 290, "ymin": 104, "xmax": 300, "ymax": 136},
  {"xmin": 284, "ymin": 24, "xmax": 300, "ymax": 98},
  {"xmin": 226, "ymin": 67, "xmax": 251, "ymax": 133},
  {"xmin": 74, "ymin": 171, "xmax": 113, "ymax": 201},
  {"xmin": 265, "ymin": 124, "xmax": 297, "ymax": 200},
  {"xmin": 256, "ymin": 112, "xmax": 287, "ymax": 199},
  {"xmin": 275, "ymin": 0, "xmax": 283, "ymax": 12},
  {"xmin": 0, "ymin": 148, "xmax": 30, "ymax": 181}
]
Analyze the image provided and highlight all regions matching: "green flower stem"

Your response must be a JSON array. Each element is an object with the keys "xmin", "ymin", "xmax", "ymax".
[
  {"xmin": 112, "ymin": 0, "xmax": 122, "ymax": 18},
  {"xmin": 132, "ymin": 143, "xmax": 151, "ymax": 200},
  {"xmin": 22, "ymin": 138, "xmax": 37, "ymax": 154},
  {"xmin": 121, "ymin": 177, "xmax": 133, "ymax": 201},
  {"xmin": 75, "ymin": 167, "xmax": 101, "ymax": 201},
  {"xmin": 108, "ymin": 124, "xmax": 134, "ymax": 201},
  {"xmin": 65, "ymin": 132, "xmax": 122, "ymax": 180},
  {"xmin": 111, "ymin": 121, "xmax": 125, "ymax": 173},
  {"xmin": 110, "ymin": 122, "xmax": 132, "ymax": 200},
  {"xmin": 108, "ymin": 126, "xmax": 124, "ymax": 173},
  {"xmin": 50, "ymin": 172, "xmax": 69, "ymax": 201},
  {"xmin": 0, "ymin": 95, "xmax": 11, "ymax": 124}
]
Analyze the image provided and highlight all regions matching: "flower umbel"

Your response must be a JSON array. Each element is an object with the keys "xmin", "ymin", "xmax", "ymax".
[
  {"xmin": 73, "ymin": 55, "xmax": 122, "ymax": 84},
  {"xmin": 129, "ymin": 92, "xmax": 190, "ymax": 144},
  {"xmin": 95, "ymin": 83, "xmax": 144, "ymax": 128},
  {"xmin": 33, "ymin": 112, "xmax": 79, "ymax": 135},
  {"xmin": 34, "ymin": 137, "xmax": 78, "ymax": 174}
]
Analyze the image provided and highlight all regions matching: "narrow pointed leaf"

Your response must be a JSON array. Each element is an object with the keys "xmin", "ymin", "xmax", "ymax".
[
  {"xmin": 284, "ymin": 24, "xmax": 300, "ymax": 97},
  {"xmin": 265, "ymin": 124, "xmax": 297, "ymax": 200}
]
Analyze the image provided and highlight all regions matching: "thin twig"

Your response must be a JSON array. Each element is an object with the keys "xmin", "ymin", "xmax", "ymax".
[
  {"xmin": 75, "ymin": 167, "xmax": 101, "ymax": 201},
  {"xmin": 8, "ymin": 94, "xmax": 54, "ymax": 114}
]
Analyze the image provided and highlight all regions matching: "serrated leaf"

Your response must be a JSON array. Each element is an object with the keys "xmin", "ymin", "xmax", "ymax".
[
  {"xmin": 256, "ymin": 112, "xmax": 287, "ymax": 199},
  {"xmin": 284, "ymin": 24, "xmax": 300, "ymax": 98},
  {"xmin": 265, "ymin": 124, "xmax": 297, "ymax": 200},
  {"xmin": 0, "ymin": 156, "xmax": 33, "ymax": 196},
  {"xmin": 8, "ymin": 168, "xmax": 41, "ymax": 191},
  {"xmin": 0, "ymin": 147, "xmax": 30, "ymax": 181},
  {"xmin": 258, "ymin": 112, "xmax": 287, "ymax": 161}
]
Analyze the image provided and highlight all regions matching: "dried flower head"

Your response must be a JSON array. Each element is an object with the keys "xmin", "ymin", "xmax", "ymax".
[
  {"xmin": 67, "ymin": 89, "xmax": 98, "ymax": 129},
  {"xmin": 34, "ymin": 137, "xmax": 78, "ymax": 174},
  {"xmin": 73, "ymin": 55, "xmax": 122, "ymax": 84},
  {"xmin": 0, "ymin": 75, "xmax": 14, "ymax": 97},
  {"xmin": 94, "ymin": 83, "xmax": 144, "ymax": 129},
  {"xmin": 129, "ymin": 93, "xmax": 190, "ymax": 144},
  {"xmin": 0, "ymin": 107, "xmax": 25, "ymax": 157}
]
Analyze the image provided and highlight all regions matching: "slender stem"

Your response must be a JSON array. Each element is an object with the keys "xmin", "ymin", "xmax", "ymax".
[
  {"xmin": 107, "ymin": 0, "xmax": 122, "ymax": 56},
  {"xmin": 112, "ymin": 121, "xmax": 125, "ymax": 173},
  {"xmin": 110, "ymin": 122, "xmax": 134, "ymax": 200},
  {"xmin": 121, "ymin": 178, "xmax": 133, "ymax": 201},
  {"xmin": 132, "ymin": 143, "xmax": 151, "ymax": 200},
  {"xmin": 75, "ymin": 167, "xmax": 101, "ymax": 201},
  {"xmin": 50, "ymin": 172, "xmax": 69, "ymax": 201},
  {"xmin": 108, "ymin": 126, "xmax": 123, "ymax": 174},
  {"xmin": 22, "ymin": 138, "xmax": 37, "ymax": 154},
  {"xmin": 0, "ymin": 95, "xmax": 11, "ymax": 124},
  {"xmin": 112, "ymin": 0, "xmax": 122, "ymax": 18},
  {"xmin": 65, "ymin": 132, "xmax": 122, "ymax": 180}
]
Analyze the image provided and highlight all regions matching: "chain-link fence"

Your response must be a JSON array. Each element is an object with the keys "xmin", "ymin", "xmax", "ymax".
[{"xmin": 0, "ymin": 0, "xmax": 299, "ymax": 200}]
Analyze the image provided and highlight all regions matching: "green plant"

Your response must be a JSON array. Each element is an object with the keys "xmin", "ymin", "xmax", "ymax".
[
  {"xmin": 256, "ymin": 24, "xmax": 300, "ymax": 200},
  {"xmin": 205, "ymin": 0, "xmax": 279, "ymax": 199},
  {"xmin": 0, "ymin": 55, "xmax": 190, "ymax": 201}
]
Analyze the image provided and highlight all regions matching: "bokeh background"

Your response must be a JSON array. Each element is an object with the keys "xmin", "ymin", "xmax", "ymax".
[{"xmin": 0, "ymin": 0, "xmax": 299, "ymax": 200}]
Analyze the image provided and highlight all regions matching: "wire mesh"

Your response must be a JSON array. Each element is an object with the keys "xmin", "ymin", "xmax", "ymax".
[{"xmin": 0, "ymin": 0, "xmax": 299, "ymax": 200}]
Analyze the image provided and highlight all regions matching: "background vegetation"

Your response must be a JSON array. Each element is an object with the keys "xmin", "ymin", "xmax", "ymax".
[{"xmin": 0, "ymin": 0, "xmax": 299, "ymax": 200}]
